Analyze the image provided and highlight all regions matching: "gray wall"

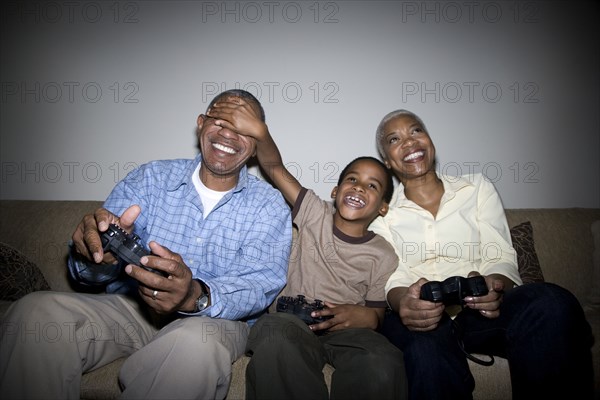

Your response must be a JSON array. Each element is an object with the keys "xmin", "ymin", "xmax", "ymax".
[{"xmin": 1, "ymin": 0, "xmax": 598, "ymax": 208}]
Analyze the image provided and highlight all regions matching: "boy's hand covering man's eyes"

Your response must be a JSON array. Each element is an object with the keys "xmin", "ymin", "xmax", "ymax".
[{"xmin": 207, "ymin": 98, "xmax": 268, "ymax": 142}]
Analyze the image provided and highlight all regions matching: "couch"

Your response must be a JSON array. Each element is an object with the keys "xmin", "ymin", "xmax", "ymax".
[{"xmin": 1, "ymin": 200, "xmax": 599, "ymax": 399}]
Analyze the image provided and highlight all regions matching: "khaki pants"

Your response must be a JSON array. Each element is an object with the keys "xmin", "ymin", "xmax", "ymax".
[{"xmin": 0, "ymin": 291, "xmax": 249, "ymax": 400}]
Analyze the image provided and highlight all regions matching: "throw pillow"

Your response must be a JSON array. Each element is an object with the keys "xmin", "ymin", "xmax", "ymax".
[
  {"xmin": 0, "ymin": 242, "xmax": 51, "ymax": 301},
  {"xmin": 510, "ymin": 221, "xmax": 545, "ymax": 284}
]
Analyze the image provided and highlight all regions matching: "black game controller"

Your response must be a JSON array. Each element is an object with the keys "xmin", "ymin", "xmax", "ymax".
[
  {"xmin": 276, "ymin": 295, "xmax": 333, "ymax": 325},
  {"xmin": 100, "ymin": 224, "xmax": 166, "ymax": 277},
  {"xmin": 420, "ymin": 276, "xmax": 488, "ymax": 305}
]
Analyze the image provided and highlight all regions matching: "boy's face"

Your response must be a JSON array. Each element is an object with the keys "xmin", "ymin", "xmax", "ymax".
[{"xmin": 331, "ymin": 159, "xmax": 389, "ymax": 224}]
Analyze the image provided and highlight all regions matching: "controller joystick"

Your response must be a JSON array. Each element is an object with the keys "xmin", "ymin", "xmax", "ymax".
[
  {"xmin": 276, "ymin": 294, "xmax": 333, "ymax": 325},
  {"xmin": 100, "ymin": 223, "xmax": 166, "ymax": 277}
]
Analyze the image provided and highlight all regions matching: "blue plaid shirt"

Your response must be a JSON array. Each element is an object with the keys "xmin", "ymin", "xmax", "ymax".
[{"xmin": 68, "ymin": 154, "xmax": 292, "ymax": 323}]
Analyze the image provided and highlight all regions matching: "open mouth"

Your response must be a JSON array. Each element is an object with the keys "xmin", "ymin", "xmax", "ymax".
[
  {"xmin": 212, "ymin": 142, "xmax": 237, "ymax": 155},
  {"xmin": 403, "ymin": 151, "xmax": 424, "ymax": 162},
  {"xmin": 344, "ymin": 195, "xmax": 366, "ymax": 209}
]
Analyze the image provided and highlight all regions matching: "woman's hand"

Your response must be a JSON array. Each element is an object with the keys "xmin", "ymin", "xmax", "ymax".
[
  {"xmin": 463, "ymin": 272, "xmax": 511, "ymax": 319},
  {"xmin": 390, "ymin": 279, "xmax": 445, "ymax": 332}
]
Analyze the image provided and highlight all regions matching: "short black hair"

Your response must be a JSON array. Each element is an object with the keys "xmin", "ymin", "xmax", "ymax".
[
  {"xmin": 207, "ymin": 89, "xmax": 265, "ymax": 122},
  {"xmin": 337, "ymin": 156, "xmax": 394, "ymax": 203}
]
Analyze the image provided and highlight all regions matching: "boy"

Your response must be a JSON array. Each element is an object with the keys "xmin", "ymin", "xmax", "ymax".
[{"xmin": 208, "ymin": 99, "xmax": 407, "ymax": 400}]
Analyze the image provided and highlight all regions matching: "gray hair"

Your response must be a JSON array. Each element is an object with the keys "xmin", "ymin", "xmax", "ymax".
[{"xmin": 375, "ymin": 109, "xmax": 427, "ymax": 158}]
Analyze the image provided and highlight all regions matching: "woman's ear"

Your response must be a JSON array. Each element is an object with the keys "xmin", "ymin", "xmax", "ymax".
[{"xmin": 384, "ymin": 159, "xmax": 391, "ymax": 169}]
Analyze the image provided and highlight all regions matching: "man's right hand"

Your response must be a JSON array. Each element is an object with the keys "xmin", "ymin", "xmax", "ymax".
[{"xmin": 72, "ymin": 205, "xmax": 141, "ymax": 264}]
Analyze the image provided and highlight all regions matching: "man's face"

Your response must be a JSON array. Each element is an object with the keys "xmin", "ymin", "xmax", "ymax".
[{"xmin": 197, "ymin": 96, "xmax": 258, "ymax": 182}]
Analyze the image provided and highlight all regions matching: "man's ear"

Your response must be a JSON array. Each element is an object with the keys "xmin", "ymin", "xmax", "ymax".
[
  {"xmin": 378, "ymin": 202, "xmax": 390, "ymax": 217},
  {"xmin": 197, "ymin": 114, "xmax": 205, "ymax": 129},
  {"xmin": 330, "ymin": 186, "xmax": 338, "ymax": 199}
]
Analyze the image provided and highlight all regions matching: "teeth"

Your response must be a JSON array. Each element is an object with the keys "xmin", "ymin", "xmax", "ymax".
[
  {"xmin": 404, "ymin": 151, "xmax": 424, "ymax": 161},
  {"xmin": 345, "ymin": 195, "xmax": 366, "ymax": 207},
  {"xmin": 213, "ymin": 143, "xmax": 236, "ymax": 154}
]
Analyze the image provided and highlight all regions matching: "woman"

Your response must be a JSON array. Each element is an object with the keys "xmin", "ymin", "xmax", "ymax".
[{"xmin": 369, "ymin": 109, "xmax": 594, "ymax": 400}]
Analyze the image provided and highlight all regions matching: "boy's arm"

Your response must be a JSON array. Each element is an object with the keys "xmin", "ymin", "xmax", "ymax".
[
  {"xmin": 208, "ymin": 99, "xmax": 301, "ymax": 205},
  {"xmin": 250, "ymin": 126, "xmax": 302, "ymax": 206}
]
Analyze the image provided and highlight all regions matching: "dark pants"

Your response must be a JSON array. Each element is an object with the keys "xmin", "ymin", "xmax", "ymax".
[
  {"xmin": 381, "ymin": 282, "xmax": 595, "ymax": 400},
  {"xmin": 245, "ymin": 312, "xmax": 407, "ymax": 400}
]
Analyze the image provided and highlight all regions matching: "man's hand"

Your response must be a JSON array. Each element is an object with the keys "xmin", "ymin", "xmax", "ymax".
[
  {"xmin": 125, "ymin": 241, "xmax": 197, "ymax": 314},
  {"xmin": 463, "ymin": 272, "xmax": 506, "ymax": 319},
  {"xmin": 396, "ymin": 278, "xmax": 445, "ymax": 332},
  {"xmin": 72, "ymin": 205, "xmax": 141, "ymax": 264},
  {"xmin": 207, "ymin": 97, "xmax": 268, "ymax": 142},
  {"xmin": 308, "ymin": 302, "xmax": 382, "ymax": 332}
]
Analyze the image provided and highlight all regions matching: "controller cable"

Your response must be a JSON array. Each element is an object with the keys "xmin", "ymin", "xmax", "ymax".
[
  {"xmin": 451, "ymin": 279, "xmax": 495, "ymax": 366},
  {"xmin": 451, "ymin": 319, "xmax": 495, "ymax": 366}
]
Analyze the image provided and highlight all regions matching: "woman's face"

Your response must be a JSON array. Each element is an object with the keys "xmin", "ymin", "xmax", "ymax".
[{"xmin": 380, "ymin": 114, "xmax": 436, "ymax": 181}]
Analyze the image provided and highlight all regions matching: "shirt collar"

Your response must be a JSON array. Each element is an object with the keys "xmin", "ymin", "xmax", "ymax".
[
  {"xmin": 166, "ymin": 154, "xmax": 201, "ymax": 191},
  {"xmin": 390, "ymin": 172, "xmax": 474, "ymax": 207},
  {"xmin": 166, "ymin": 154, "xmax": 249, "ymax": 193},
  {"xmin": 440, "ymin": 173, "xmax": 473, "ymax": 201}
]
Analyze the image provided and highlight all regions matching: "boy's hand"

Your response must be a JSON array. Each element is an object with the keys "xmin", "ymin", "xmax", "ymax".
[
  {"xmin": 207, "ymin": 94, "xmax": 302, "ymax": 206},
  {"xmin": 207, "ymin": 97, "xmax": 268, "ymax": 142},
  {"xmin": 308, "ymin": 302, "xmax": 380, "ymax": 332}
]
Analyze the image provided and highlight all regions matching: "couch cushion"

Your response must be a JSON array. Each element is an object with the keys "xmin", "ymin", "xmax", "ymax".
[
  {"xmin": 0, "ymin": 200, "xmax": 104, "ymax": 293},
  {"xmin": 589, "ymin": 220, "xmax": 600, "ymax": 307},
  {"xmin": 588, "ymin": 222, "xmax": 600, "ymax": 398},
  {"xmin": 80, "ymin": 358, "xmax": 124, "ymax": 400},
  {"xmin": 510, "ymin": 221, "xmax": 544, "ymax": 284},
  {"xmin": 504, "ymin": 208, "xmax": 600, "ymax": 304},
  {"xmin": 0, "ymin": 241, "xmax": 51, "ymax": 300}
]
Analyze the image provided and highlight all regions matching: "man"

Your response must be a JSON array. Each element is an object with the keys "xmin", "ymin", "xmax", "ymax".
[{"xmin": 0, "ymin": 89, "xmax": 292, "ymax": 399}]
